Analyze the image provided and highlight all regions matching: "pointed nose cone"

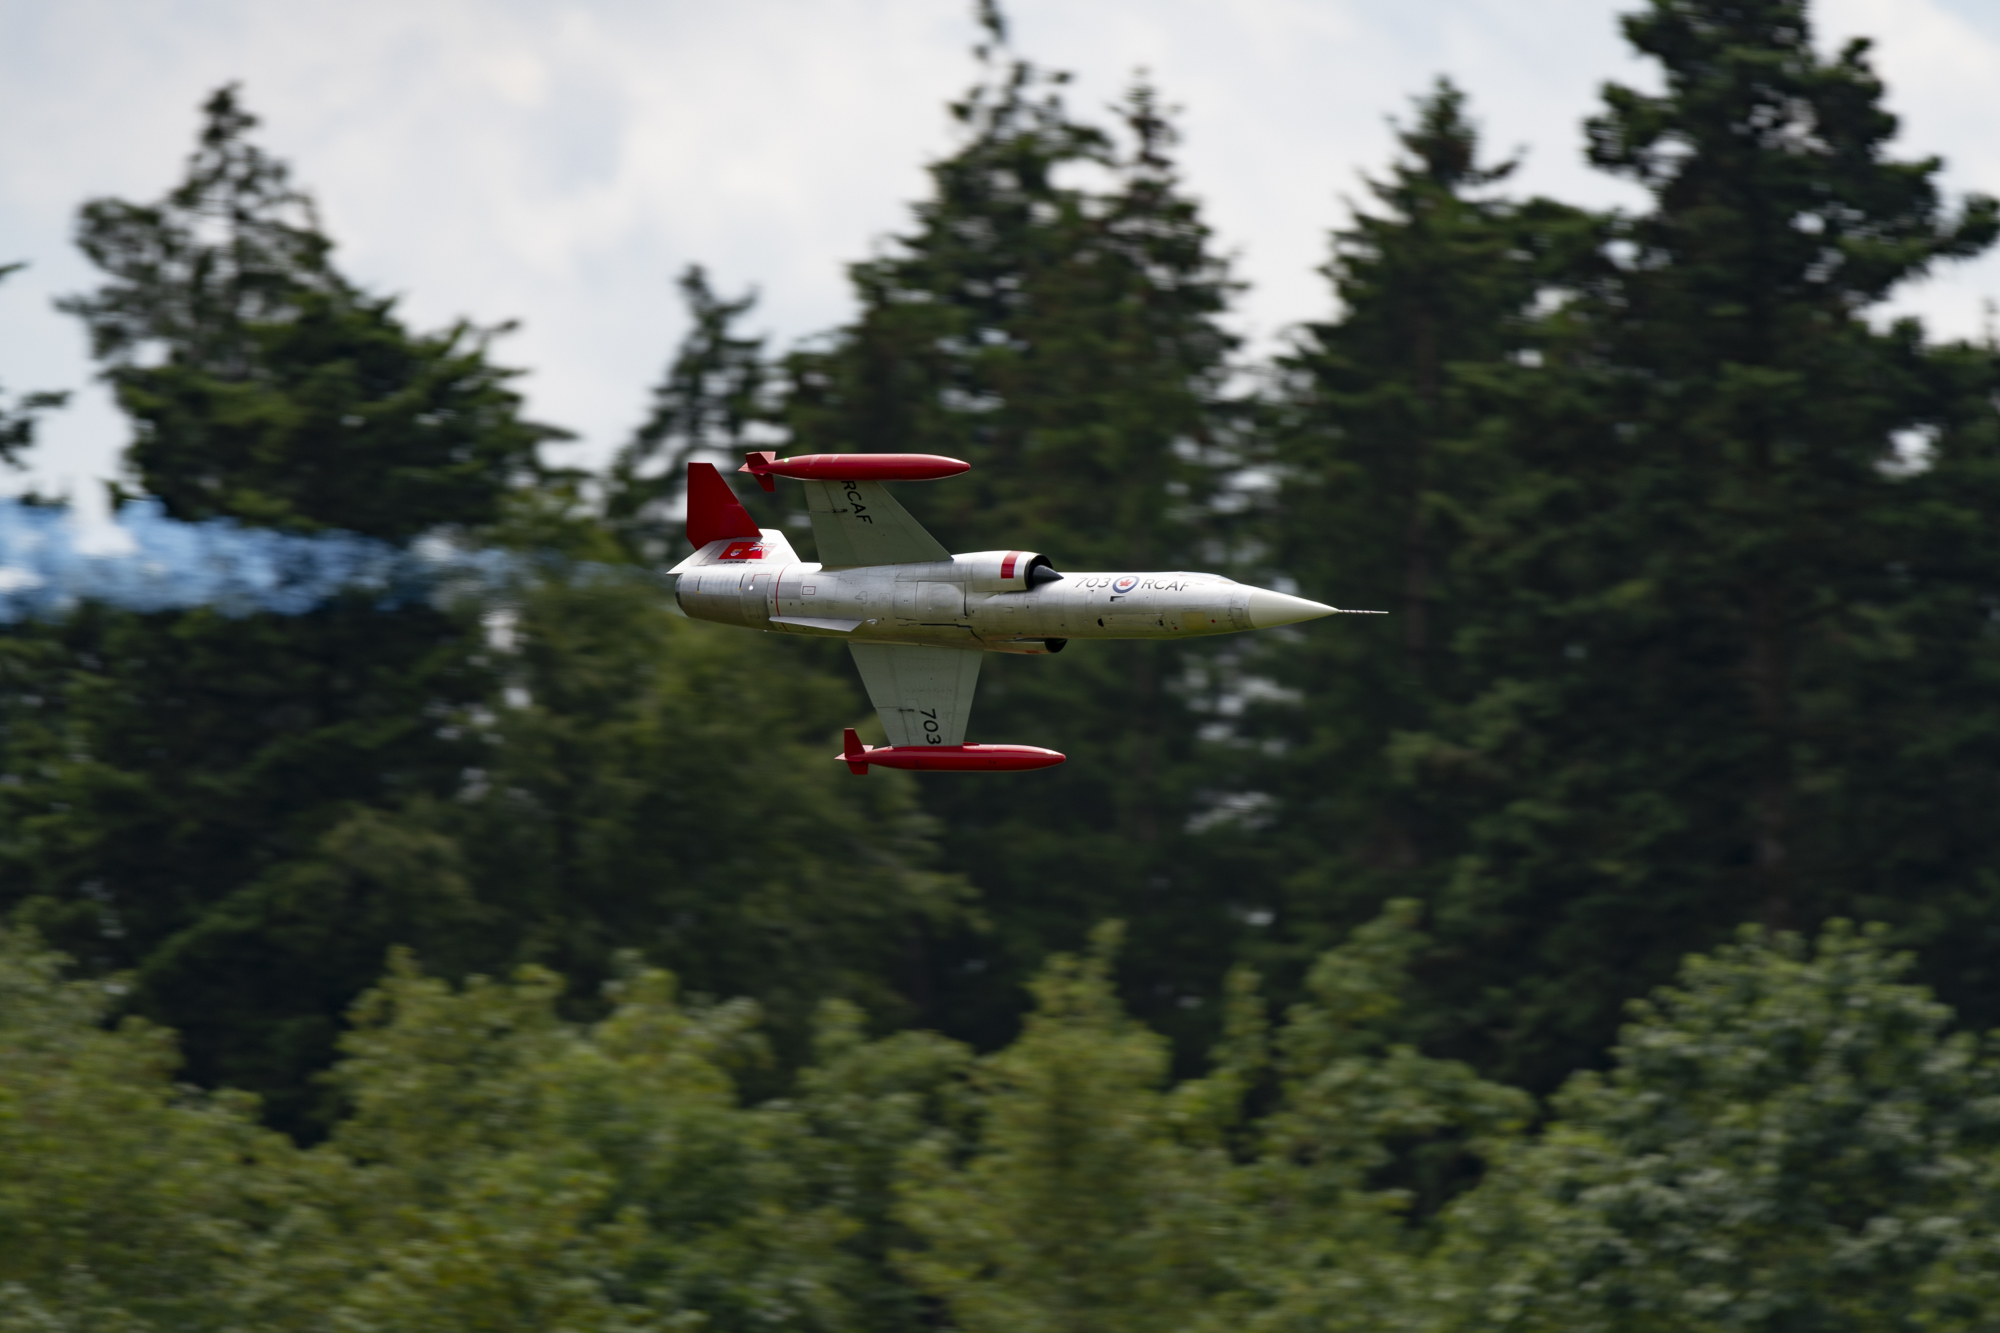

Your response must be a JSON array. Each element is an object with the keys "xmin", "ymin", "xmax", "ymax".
[{"xmin": 1246, "ymin": 588, "xmax": 1338, "ymax": 629}]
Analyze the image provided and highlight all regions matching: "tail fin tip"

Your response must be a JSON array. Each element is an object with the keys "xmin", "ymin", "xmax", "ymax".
[{"xmin": 685, "ymin": 462, "xmax": 763, "ymax": 549}]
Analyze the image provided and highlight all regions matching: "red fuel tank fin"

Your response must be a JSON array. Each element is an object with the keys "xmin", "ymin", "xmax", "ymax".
[
  {"xmin": 685, "ymin": 462, "xmax": 763, "ymax": 549},
  {"xmin": 743, "ymin": 450, "xmax": 779, "ymax": 492},
  {"xmin": 842, "ymin": 728, "xmax": 871, "ymax": 776}
]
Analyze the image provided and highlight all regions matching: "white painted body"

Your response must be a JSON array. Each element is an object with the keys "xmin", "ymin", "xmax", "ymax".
[{"xmin": 673, "ymin": 539, "xmax": 1303, "ymax": 652}]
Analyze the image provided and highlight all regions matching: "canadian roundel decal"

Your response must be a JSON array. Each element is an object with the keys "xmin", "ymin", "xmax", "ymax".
[{"xmin": 1113, "ymin": 575, "xmax": 1139, "ymax": 593}]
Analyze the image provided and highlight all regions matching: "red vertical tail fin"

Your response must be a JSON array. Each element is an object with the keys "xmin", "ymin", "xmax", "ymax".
[
  {"xmin": 842, "ymin": 728, "xmax": 871, "ymax": 776},
  {"xmin": 685, "ymin": 462, "xmax": 763, "ymax": 549}
]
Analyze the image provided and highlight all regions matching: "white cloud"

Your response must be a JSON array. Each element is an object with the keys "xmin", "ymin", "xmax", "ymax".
[
  {"xmin": 2, "ymin": 0, "xmax": 1994, "ymax": 515},
  {"xmin": 1819, "ymin": 0, "xmax": 2000, "ymax": 338}
]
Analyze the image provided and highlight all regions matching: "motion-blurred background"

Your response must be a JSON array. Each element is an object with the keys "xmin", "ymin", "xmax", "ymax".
[{"xmin": 8, "ymin": 1, "xmax": 2000, "ymax": 1327}]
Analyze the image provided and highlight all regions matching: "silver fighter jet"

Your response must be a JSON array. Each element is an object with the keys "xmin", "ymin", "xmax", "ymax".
[{"xmin": 668, "ymin": 452, "xmax": 1377, "ymax": 773}]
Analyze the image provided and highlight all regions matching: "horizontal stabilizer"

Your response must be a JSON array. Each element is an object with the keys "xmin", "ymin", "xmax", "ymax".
[{"xmin": 685, "ymin": 462, "xmax": 763, "ymax": 549}]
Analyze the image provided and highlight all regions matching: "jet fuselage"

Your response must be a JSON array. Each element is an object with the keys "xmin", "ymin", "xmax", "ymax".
[
  {"xmin": 674, "ymin": 542, "xmax": 1334, "ymax": 652},
  {"xmin": 664, "ymin": 452, "xmax": 1367, "ymax": 772}
]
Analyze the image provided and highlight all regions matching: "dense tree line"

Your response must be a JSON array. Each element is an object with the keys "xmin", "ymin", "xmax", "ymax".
[
  {"xmin": 7, "ymin": 913, "xmax": 2000, "ymax": 1330},
  {"xmin": 7, "ymin": 0, "xmax": 2000, "ymax": 1321},
  {"xmin": 0, "ymin": 89, "xmax": 958, "ymax": 1131}
]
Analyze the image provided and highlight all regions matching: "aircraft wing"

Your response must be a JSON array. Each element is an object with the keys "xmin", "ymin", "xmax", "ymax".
[
  {"xmin": 803, "ymin": 479, "xmax": 950, "ymax": 568},
  {"xmin": 848, "ymin": 643, "xmax": 983, "ymax": 746}
]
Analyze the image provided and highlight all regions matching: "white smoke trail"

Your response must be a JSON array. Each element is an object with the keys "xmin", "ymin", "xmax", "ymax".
[{"xmin": 0, "ymin": 497, "xmax": 539, "ymax": 623}]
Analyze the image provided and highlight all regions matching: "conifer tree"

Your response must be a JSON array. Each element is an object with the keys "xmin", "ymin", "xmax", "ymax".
[
  {"xmin": 1396, "ymin": 0, "xmax": 2000, "ymax": 1084},
  {"xmin": 779, "ymin": 8, "xmax": 1249, "ymax": 1049},
  {"xmin": 0, "ymin": 87, "xmax": 562, "ymax": 1130},
  {"xmin": 430, "ymin": 572, "xmax": 973, "ymax": 1055},
  {"xmin": 0, "ymin": 263, "xmax": 69, "ymax": 466},
  {"xmin": 606, "ymin": 264, "xmax": 772, "ymax": 563},
  {"xmin": 1242, "ymin": 83, "xmax": 1593, "ymax": 979},
  {"xmin": 60, "ymin": 88, "xmax": 556, "ymax": 537},
  {"xmin": 3, "ymin": 90, "xmax": 970, "ymax": 1128}
]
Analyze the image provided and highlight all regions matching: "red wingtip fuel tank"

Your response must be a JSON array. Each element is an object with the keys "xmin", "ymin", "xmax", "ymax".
[
  {"xmin": 840, "ymin": 728, "xmax": 1063, "ymax": 775},
  {"xmin": 741, "ymin": 451, "xmax": 970, "ymax": 491}
]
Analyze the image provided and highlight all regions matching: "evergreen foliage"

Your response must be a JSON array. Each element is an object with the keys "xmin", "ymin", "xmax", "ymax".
[
  {"xmin": 419, "ymin": 573, "xmax": 971, "ymax": 1050},
  {"xmin": 0, "ymin": 264, "xmax": 69, "ymax": 469},
  {"xmin": 0, "ymin": 906, "xmax": 1515, "ymax": 1330},
  {"xmin": 60, "ymin": 87, "xmax": 554, "ymax": 538},
  {"xmin": 895, "ymin": 923, "xmax": 1238, "ymax": 1332},
  {"xmin": 777, "ymin": 12, "xmax": 1250, "ymax": 1054},
  {"xmin": 6, "ymin": 0, "xmax": 2000, "ymax": 1314},
  {"xmin": 607, "ymin": 264, "xmax": 773, "ymax": 563},
  {"xmin": 1244, "ymin": 80, "xmax": 1597, "ymax": 995},
  {"xmin": 11, "ymin": 912, "xmax": 1995, "ymax": 1330},
  {"xmin": 1385, "ymin": 0, "xmax": 2000, "ymax": 1085},
  {"xmin": 0, "ymin": 88, "xmax": 956, "ymax": 1133},
  {"xmin": 1438, "ymin": 924, "xmax": 2000, "ymax": 1331},
  {"xmin": 0, "ymin": 929, "xmax": 291, "ymax": 1331},
  {"xmin": 0, "ymin": 88, "xmax": 562, "ymax": 1130}
]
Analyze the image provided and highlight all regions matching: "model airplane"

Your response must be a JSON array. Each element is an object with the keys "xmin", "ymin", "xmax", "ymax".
[{"xmin": 669, "ymin": 452, "xmax": 1376, "ymax": 774}]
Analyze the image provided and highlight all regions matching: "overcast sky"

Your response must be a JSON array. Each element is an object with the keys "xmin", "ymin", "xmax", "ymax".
[{"xmin": 4, "ymin": 0, "xmax": 1997, "ymax": 515}]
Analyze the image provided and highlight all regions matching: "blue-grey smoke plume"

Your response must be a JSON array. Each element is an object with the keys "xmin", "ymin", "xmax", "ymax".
[{"xmin": 0, "ymin": 497, "xmax": 532, "ymax": 623}]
